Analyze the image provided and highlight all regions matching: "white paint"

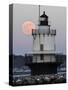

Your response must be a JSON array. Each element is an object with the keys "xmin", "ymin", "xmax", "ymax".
[
  {"xmin": 39, "ymin": 26, "xmax": 50, "ymax": 34},
  {"xmin": 44, "ymin": 55, "xmax": 56, "ymax": 62},
  {"xmin": 44, "ymin": 35, "xmax": 55, "ymax": 51},
  {"xmin": 37, "ymin": 55, "xmax": 43, "ymax": 63},
  {"xmin": 33, "ymin": 35, "xmax": 40, "ymax": 51},
  {"xmin": 44, "ymin": 55, "xmax": 51, "ymax": 62},
  {"xmin": 33, "ymin": 54, "xmax": 56, "ymax": 63}
]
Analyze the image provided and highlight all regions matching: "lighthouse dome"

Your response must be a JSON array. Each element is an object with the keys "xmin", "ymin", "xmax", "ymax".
[{"xmin": 40, "ymin": 11, "xmax": 48, "ymax": 18}]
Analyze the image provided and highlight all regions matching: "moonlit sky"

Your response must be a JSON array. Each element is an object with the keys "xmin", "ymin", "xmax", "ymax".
[{"xmin": 13, "ymin": 4, "xmax": 66, "ymax": 55}]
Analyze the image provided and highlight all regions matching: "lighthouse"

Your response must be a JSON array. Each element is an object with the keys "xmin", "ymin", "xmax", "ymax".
[
  {"xmin": 32, "ymin": 11, "xmax": 56, "ymax": 63},
  {"xmin": 27, "ymin": 8, "xmax": 60, "ymax": 75}
]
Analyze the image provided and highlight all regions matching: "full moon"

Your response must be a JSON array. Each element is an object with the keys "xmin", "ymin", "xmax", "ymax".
[{"xmin": 22, "ymin": 21, "xmax": 35, "ymax": 35}]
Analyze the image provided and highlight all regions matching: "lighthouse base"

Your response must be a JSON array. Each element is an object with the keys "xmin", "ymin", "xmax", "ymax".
[{"xmin": 28, "ymin": 63, "xmax": 60, "ymax": 75}]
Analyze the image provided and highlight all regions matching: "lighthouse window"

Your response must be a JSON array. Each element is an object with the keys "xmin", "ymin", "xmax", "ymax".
[
  {"xmin": 40, "ymin": 54, "xmax": 44, "ymax": 60},
  {"xmin": 40, "ymin": 17, "xmax": 45, "ymax": 21},
  {"xmin": 40, "ymin": 44, "xmax": 43, "ymax": 51}
]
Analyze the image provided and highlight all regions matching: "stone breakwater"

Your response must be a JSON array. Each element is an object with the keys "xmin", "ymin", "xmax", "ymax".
[{"xmin": 12, "ymin": 74, "xmax": 66, "ymax": 86}]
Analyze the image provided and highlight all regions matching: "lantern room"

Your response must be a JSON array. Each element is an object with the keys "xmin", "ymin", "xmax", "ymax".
[{"xmin": 40, "ymin": 11, "xmax": 48, "ymax": 26}]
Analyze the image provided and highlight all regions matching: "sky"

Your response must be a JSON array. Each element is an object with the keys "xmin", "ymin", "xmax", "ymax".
[{"xmin": 12, "ymin": 4, "xmax": 66, "ymax": 55}]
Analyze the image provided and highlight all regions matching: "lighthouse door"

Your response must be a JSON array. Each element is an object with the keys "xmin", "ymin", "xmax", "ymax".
[{"xmin": 40, "ymin": 44, "xmax": 44, "ymax": 51}]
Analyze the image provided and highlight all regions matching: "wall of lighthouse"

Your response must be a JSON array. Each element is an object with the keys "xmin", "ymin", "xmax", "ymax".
[
  {"xmin": 33, "ymin": 34, "xmax": 40, "ymax": 51},
  {"xmin": 33, "ymin": 25, "xmax": 56, "ymax": 52},
  {"xmin": 32, "ymin": 25, "xmax": 56, "ymax": 63},
  {"xmin": 33, "ymin": 34, "xmax": 55, "ymax": 51},
  {"xmin": 33, "ymin": 54, "xmax": 56, "ymax": 63},
  {"xmin": 44, "ymin": 35, "xmax": 55, "ymax": 51}
]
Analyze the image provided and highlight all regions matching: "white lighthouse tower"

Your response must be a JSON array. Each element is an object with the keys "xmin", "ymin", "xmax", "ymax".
[
  {"xmin": 32, "ymin": 11, "xmax": 56, "ymax": 64},
  {"xmin": 28, "ymin": 8, "xmax": 60, "ymax": 75}
]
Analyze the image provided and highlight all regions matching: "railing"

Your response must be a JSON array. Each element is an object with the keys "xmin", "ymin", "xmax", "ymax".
[{"xmin": 50, "ymin": 29, "xmax": 56, "ymax": 35}]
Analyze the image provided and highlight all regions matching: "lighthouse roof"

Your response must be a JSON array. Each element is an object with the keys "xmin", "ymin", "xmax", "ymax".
[{"xmin": 40, "ymin": 11, "xmax": 48, "ymax": 18}]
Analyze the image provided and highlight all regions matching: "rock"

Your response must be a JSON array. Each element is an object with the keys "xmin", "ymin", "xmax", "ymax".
[{"xmin": 54, "ymin": 75, "xmax": 66, "ymax": 83}]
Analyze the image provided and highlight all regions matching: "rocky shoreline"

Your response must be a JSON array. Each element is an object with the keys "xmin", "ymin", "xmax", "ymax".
[{"xmin": 12, "ymin": 74, "xmax": 66, "ymax": 86}]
